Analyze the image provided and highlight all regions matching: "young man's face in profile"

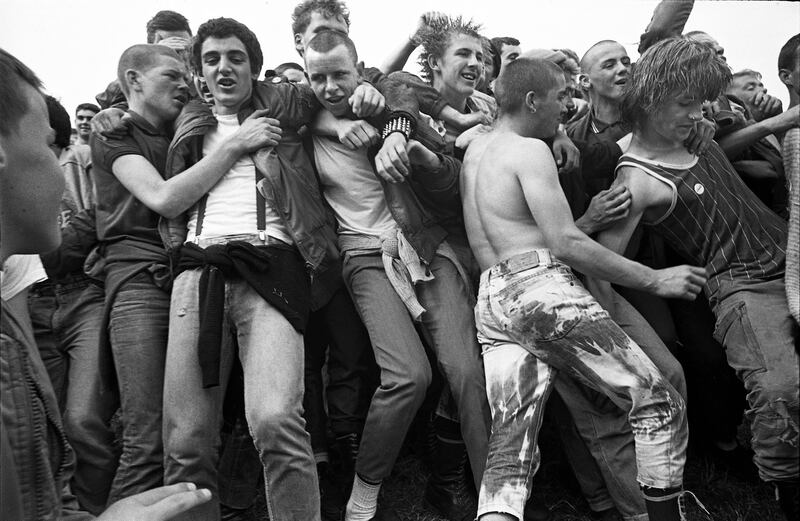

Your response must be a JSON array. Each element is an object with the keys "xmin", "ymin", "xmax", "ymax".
[{"xmin": 0, "ymin": 83, "xmax": 64, "ymax": 255}]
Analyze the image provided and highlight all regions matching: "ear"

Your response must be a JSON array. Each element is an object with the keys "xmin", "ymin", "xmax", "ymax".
[
  {"xmin": 356, "ymin": 60, "xmax": 365, "ymax": 80},
  {"xmin": 525, "ymin": 91, "xmax": 537, "ymax": 112},
  {"xmin": 778, "ymin": 68, "xmax": 794, "ymax": 88},
  {"xmin": 294, "ymin": 33, "xmax": 305, "ymax": 57},
  {"xmin": 428, "ymin": 54, "xmax": 440, "ymax": 73},
  {"xmin": 126, "ymin": 70, "xmax": 142, "ymax": 92},
  {"xmin": 579, "ymin": 73, "xmax": 591, "ymax": 91}
]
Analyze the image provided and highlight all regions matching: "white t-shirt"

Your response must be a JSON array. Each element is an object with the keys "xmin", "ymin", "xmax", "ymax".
[
  {"xmin": 186, "ymin": 113, "xmax": 292, "ymax": 243},
  {"xmin": 312, "ymin": 135, "xmax": 396, "ymax": 237},
  {"xmin": 1, "ymin": 255, "xmax": 47, "ymax": 301}
]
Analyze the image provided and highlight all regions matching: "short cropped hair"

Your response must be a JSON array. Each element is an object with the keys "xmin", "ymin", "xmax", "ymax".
[
  {"xmin": 192, "ymin": 18, "xmax": 263, "ymax": 77},
  {"xmin": 490, "ymin": 36, "xmax": 520, "ymax": 51},
  {"xmin": 292, "ymin": 0, "xmax": 350, "ymax": 36},
  {"xmin": 778, "ymin": 33, "xmax": 800, "ymax": 72},
  {"xmin": 146, "ymin": 10, "xmax": 191, "ymax": 43},
  {"xmin": 418, "ymin": 16, "xmax": 482, "ymax": 83},
  {"xmin": 46, "ymin": 95, "xmax": 71, "ymax": 149},
  {"xmin": 621, "ymin": 37, "xmax": 731, "ymax": 129},
  {"xmin": 306, "ymin": 30, "xmax": 358, "ymax": 64},
  {"xmin": 0, "ymin": 48, "xmax": 42, "ymax": 137},
  {"xmin": 579, "ymin": 39, "xmax": 621, "ymax": 72},
  {"xmin": 117, "ymin": 44, "xmax": 182, "ymax": 98},
  {"xmin": 275, "ymin": 62, "xmax": 305, "ymax": 76},
  {"xmin": 494, "ymin": 57, "xmax": 563, "ymax": 115},
  {"xmin": 732, "ymin": 68, "xmax": 762, "ymax": 81},
  {"xmin": 75, "ymin": 102, "xmax": 100, "ymax": 115}
]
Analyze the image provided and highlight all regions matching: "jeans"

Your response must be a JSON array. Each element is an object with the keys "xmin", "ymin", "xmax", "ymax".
[
  {"xmin": 342, "ymin": 252, "xmax": 490, "ymax": 488},
  {"xmin": 28, "ymin": 279, "xmax": 118, "ymax": 514},
  {"xmin": 552, "ymin": 290, "xmax": 687, "ymax": 521},
  {"xmin": 713, "ymin": 278, "xmax": 799, "ymax": 482},
  {"xmin": 163, "ymin": 268, "xmax": 319, "ymax": 521},
  {"xmin": 106, "ymin": 272, "xmax": 170, "ymax": 505},
  {"xmin": 304, "ymin": 286, "xmax": 376, "ymax": 456},
  {"xmin": 475, "ymin": 251, "xmax": 687, "ymax": 520}
]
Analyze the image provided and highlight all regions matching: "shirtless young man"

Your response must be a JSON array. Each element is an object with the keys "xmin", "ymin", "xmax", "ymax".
[
  {"xmin": 460, "ymin": 57, "xmax": 707, "ymax": 521},
  {"xmin": 592, "ymin": 37, "xmax": 798, "ymax": 520}
]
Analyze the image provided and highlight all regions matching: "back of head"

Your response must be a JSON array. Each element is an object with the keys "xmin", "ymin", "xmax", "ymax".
[
  {"xmin": 306, "ymin": 29, "xmax": 358, "ymax": 65},
  {"xmin": 0, "ymin": 47, "xmax": 42, "ymax": 137},
  {"xmin": 46, "ymin": 96, "xmax": 71, "ymax": 149},
  {"xmin": 417, "ymin": 15, "xmax": 482, "ymax": 83},
  {"xmin": 621, "ymin": 37, "xmax": 731, "ymax": 129},
  {"xmin": 494, "ymin": 57, "xmax": 563, "ymax": 115},
  {"xmin": 291, "ymin": 0, "xmax": 351, "ymax": 36},
  {"xmin": 778, "ymin": 33, "xmax": 800, "ymax": 72},
  {"xmin": 192, "ymin": 17, "xmax": 263, "ymax": 77},
  {"xmin": 146, "ymin": 10, "xmax": 191, "ymax": 43},
  {"xmin": 117, "ymin": 44, "xmax": 182, "ymax": 98}
]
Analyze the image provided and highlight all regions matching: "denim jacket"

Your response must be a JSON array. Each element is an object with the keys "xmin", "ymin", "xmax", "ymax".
[{"xmin": 161, "ymin": 81, "xmax": 342, "ymax": 309}]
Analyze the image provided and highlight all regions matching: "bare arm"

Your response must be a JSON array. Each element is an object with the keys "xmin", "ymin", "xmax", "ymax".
[
  {"xmin": 111, "ymin": 110, "xmax": 281, "ymax": 219},
  {"xmin": 718, "ymin": 105, "xmax": 800, "ymax": 158},
  {"xmin": 515, "ymin": 140, "xmax": 705, "ymax": 301}
]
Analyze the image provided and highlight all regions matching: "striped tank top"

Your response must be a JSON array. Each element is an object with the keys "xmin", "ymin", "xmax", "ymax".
[{"xmin": 616, "ymin": 142, "xmax": 787, "ymax": 305}]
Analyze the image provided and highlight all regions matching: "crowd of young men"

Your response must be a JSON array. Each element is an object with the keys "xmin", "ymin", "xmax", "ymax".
[{"xmin": 1, "ymin": 1, "xmax": 798, "ymax": 521}]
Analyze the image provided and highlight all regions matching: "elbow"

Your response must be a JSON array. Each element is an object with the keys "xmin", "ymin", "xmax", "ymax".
[
  {"xmin": 150, "ymin": 195, "xmax": 182, "ymax": 220},
  {"xmin": 549, "ymin": 233, "xmax": 583, "ymax": 263}
]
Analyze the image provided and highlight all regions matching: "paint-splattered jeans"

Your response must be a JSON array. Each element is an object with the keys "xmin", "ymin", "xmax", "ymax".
[{"xmin": 475, "ymin": 250, "xmax": 687, "ymax": 520}]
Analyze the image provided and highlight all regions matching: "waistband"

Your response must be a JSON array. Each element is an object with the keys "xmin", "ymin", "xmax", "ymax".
[
  {"xmin": 31, "ymin": 273, "xmax": 97, "ymax": 296},
  {"xmin": 482, "ymin": 249, "xmax": 558, "ymax": 280},
  {"xmin": 191, "ymin": 233, "xmax": 294, "ymax": 250}
]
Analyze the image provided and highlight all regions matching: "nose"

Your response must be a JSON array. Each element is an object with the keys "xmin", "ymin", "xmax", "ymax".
[
  {"xmin": 325, "ymin": 78, "xmax": 338, "ymax": 94},
  {"xmin": 218, "ymin": 56, "xmax": 232, "ymax": 74}
]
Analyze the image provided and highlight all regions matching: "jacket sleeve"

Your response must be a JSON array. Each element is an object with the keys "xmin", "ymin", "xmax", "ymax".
[
  {"xmin": 638, "ymin": 0, "xmax": 694, "ymax": 53},
  {"xmin": 95, "ymin": 80, "xmax": 128, "ymax": 110},
  {"xmin": 39, "ymin": 208, "xmax": 98, "ymax": 280},
  {"xmin": 363, "ymin": 67, "xmax": 420, "ymax": 120},
  {"xmin": 410, "ymin": 151, "xmax": 462, "ymax": 211},
  {"xmin": 386, "ymin": 71, "xmax": 449, "ymax": 120}
]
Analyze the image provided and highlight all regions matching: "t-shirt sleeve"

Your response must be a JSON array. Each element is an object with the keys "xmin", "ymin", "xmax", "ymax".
[{"xmin": 90, "ymin": 133, "xmax": 143, "ymax": 173}]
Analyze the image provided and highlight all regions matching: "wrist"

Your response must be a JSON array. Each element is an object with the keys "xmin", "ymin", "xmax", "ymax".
[{"xmin": 381, "ymin": 113, "xmax": 415, "ymax": 143}]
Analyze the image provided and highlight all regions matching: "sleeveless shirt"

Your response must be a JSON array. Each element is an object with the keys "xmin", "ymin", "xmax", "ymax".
[{"xmin": 616, "ymin": 142, "xmax": 787, "ymax": 305}]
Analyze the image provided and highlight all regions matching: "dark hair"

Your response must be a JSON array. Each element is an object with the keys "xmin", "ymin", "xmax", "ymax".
[
  {"xmin": 0, "ymin": 48, "xmax": 42, "ymax": 137},
  {"xmin": 490, "ymin": 36, "xmax": 520, "ymax": 51},
  {"xmin": 484, "ymin": 37, "xmax": 501, "ymax": 80},
  {"xmin": 417, "ymin": 15, "xmax": 482, "ymax": 83},
  {"xmin": 292, "ymin": 0, "xmax": 350, "ymax": 37},
  {"xmin": 45, "ymin": 95, "xmax": 71, "ymax": 149},
  {"xmin": 494, "ymin": 57, "xmax": 563, "ymax": 115},
  {"xmin": 146, "ymin": 10, "xmax": 191, "ymax": 43},
  {"xmin": 117, "ymin": 44, "xmax": 182, "ymax": 97},
  {"xmin": 306, "ymin": 30, "xmax": 358, "ymax": 64},
  {"xmin": 192, "ymin": 17, "xmax": 263, "ymax": 77},
  {"xmin": 75, "ymin": 102, "xmax": 100, "ymax": 116},
  {"xmin": 778, "ymin": 33, "xmax": 800, "ymax": 72},
  {"xmin": 620, "ymin": 37, "xmax": 731, "ymax": 129}
]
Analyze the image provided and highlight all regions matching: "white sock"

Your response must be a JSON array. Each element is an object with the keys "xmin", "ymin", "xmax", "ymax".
[{"xmin": 344, "ymin": 474, "xmax": 381, "ymax": 521}]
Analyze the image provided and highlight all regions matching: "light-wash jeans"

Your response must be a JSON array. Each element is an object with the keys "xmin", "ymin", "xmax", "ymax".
[
  {"xmin": 162, "ymin": 268, "xmax": 319, "ymax": 521},
  {"xmin": 475, "ymin": 250, "xmax": 687, "ymax": 520},
  {"xmin": 342, "ymin": 252, "xmax": 490, "ymax": 488},
  {"xmin": 713, "ymin": 277, "xmax": 799, "ymax": 482}
]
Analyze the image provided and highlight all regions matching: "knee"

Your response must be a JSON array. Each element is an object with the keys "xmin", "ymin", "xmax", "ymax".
[
  {"xmin": 248, "ymin": 394, "xmax": 305, "ymax": 441},
  {"xmin": 381, "ymin": 363, "xmax": 432, "ymax": 408}
]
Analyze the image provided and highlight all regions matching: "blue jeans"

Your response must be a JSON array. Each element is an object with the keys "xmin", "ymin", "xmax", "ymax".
[
  {"xmin": 163, "ymin": 268, "xmax": 319, "ymax": 521},
  {"xmin": 342, "ymin": 252, "xmax": 490, "ymax": 488},
  {"xmin": 713, "ymin": 278, "xmax": 799, "ymax": 482},
  {"xmin": 28, "ymin": 279, "xmax": 118, "ymax": 514},
  {"xmin": 475, "ymin": 251, "xmax": 687, "ymax": 520},
  {"xmin": 106, "ymin": 272, "xmax": 170, "ymax": 504},
  {"xmin": 552, "ymin": 290, "xmax": 687, "ymax": 521}
]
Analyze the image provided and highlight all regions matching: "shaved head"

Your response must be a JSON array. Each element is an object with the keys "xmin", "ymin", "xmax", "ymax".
[{"xmin": 580, "ymin": 40, "xmax": 624, "ymax": 72}]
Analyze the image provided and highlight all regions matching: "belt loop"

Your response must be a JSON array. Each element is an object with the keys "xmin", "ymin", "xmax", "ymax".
[{"xmin": 258, "ymin": 230, "xmax": 267, "ymax": 242}]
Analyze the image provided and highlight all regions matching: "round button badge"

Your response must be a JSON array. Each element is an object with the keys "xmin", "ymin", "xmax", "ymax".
[{"xmin": 694, "ymin": 183, "xmax": 705, "ymax": 195}]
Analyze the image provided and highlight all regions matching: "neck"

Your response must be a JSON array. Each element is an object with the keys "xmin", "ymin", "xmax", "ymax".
[
  {"xmin": 789, "ymin": 91, "xmax": 799, "ymax": 108},
  {"xmin": 494, "ymin": 113, "xmax": 537, "ymax": 139},
  {"xmin": 129, "ymin": 98, "xmax": 166, "ymax": 131},
  {"xmin": 589, "ymin": 94, "xmax": 621, "ymax": 124},
  {"xmin": 433, "ymin": 76, "xmax": 468, "ymax": 113},
  {"xmin": 630, "ymin": 125, "xmax": 686, "ymax": 159}
]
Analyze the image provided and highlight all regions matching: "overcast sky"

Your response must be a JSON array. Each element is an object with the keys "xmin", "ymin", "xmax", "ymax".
[{"xmin": 1, "ymin": 0, "xmax": 798, "ymax": 127}]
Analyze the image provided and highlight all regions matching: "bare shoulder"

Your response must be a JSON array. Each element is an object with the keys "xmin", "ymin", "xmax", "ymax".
[{"xmin": 613, "ymin": 164, "xmax": 665, "ymax": 207}]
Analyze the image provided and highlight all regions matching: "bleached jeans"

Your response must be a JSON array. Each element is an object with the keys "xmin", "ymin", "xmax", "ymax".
[{"xmin": 475, "ymin": 250, "xmax": 687, "ymax": 520}]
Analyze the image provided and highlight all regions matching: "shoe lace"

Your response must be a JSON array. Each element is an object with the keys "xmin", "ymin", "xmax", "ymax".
[{"xmin": 678, "ymin": 490, "xmax": 712, "ymax": 520}]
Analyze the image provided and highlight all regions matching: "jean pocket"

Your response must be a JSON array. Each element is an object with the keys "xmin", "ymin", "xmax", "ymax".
[
  {"xmin": 713, "ymin": 301, "xmax": 767, "ymax": 376},
  {"xmin": 492, "ymin": 273, "xmax": 586, "ymax": 343}
]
